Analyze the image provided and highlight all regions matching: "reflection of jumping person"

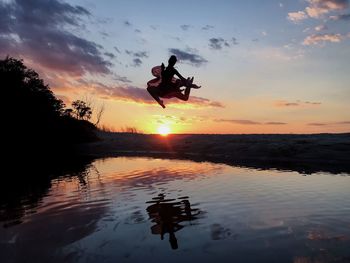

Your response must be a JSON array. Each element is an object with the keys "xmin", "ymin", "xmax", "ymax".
[
  {"xmin": 146, "ymin": 194, "xmax": 201, "ymax": 250},
  {"xmin": 147, "ymin": 55, "xmax": 201, "ymax": 108}
]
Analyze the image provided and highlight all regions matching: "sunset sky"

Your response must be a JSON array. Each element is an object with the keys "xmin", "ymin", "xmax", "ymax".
[{"xmin": 1, "ymin": 0, "xmax": 349, "ymax": 134}]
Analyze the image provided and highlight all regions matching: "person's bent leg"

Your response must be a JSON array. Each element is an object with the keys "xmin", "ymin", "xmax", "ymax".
[
  {"xmin": 173, "ymin": 87, "xmax": 191, "ymax": 101},
  {"xmin": 147, "ymin": 86, "xmax": 165, "ymax": 108},
  {"xmin": 184, "ymin": 86, "xmax": 191, "ymax": 100}
]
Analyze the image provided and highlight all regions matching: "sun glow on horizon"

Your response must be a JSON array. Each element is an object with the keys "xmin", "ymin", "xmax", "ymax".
[{"xmin": 157, "ymin": 125, "xmax": 171, "ymax": 136}]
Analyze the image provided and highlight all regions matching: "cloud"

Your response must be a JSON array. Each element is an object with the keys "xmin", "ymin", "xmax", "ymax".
[
  {"xmin": 315, "ymin": 24, "xmax": 328, "ymax": 31},
  {"xmin": 89, "ymin": 83, "xmax": 223, "ymax": 108},
  {"xmin": 303, "ymin": 33, "xmax": 343, "ymax": 45},
  {"xmin": 209, "ymin": 37, "xmax": 238, "ymax": 50},
  {"xmin": 330, "ymin": 13, "xmax": 350, "ymax": 20},
  {"xmin": 132, "ymin": 58, "xmax": 142, "ymax": 67},
  {"xmin": 152, "ymin": 115, "xmax": 208, "ymax": 125},
  {"xmin": 104, "ymin": 52, "xmax": 115, "ymax": 59},
  {"xmin": 168, "ymin": 48, "xmax": 208, "ymax": 67},
  {"xmin": 209, "ymin": 38, "xmax": 229, "ymax": 50},
  {"xmin": 232, "ymin": 37, "xmax": 239, "ymax": 45},
  {"xmin": 202, "ymin": 25, "xmax": 214, "ymax": 30},
  {"xmin": 265, "ymin": 122, "xmax": 287, "ymax": 125},
  {"xmin": 308, "ymin": 121, "xmax": 350, "ymax": 126},
  {"xmin": 124, "ymin": 20, "xmax": 132, "ymax": 26},
  {"xmin": 288, "ymin": 0, "xmax": 349, "ymax": 22},
  {"xmin": 215, "ymin": 119, "xmax": 261, "ymax": 125},
  {"xmin": 304, "ymin": 101, "xmax": 322, "ymax": 105},
  {"xmin": 306, "ymin": 0, "xmax": 348, "ymax": 18},
  {"xmin": 125, "ymin": 50, "xmax": 149, "ymax": 66},
  {"xmin": 275, "ymin": 100, "xmax": 322, "ymax": 107},
  {"xmin": 0, "ymin": 0, "xmax": 111, "ymax": 76},
  {"xmin": 308, "ymin": 122, "xmax": 327, "ymax": 126},
  {"xmin": 133, "ymin": 51, "xmax": 149, "ymax": 58},
  {"xmin": 180, "ymin": 25, "xmax": 191, "ymax": 31},
  {"xmin": 113, "ymin": 74, "xmax": 132, "ymax": 83},
  {"xmin": 214, "ymin": 119, "xmax": 288, "ymax": 125},
  {"xmin": 288, "ymin": 11, "xmax": 308, "ymax": 22}
]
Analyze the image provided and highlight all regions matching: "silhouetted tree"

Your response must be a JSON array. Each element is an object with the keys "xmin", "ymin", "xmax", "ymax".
[
  {"xmin": 1, "ymin": 57, "xmax": 65, "ymax": 122},
  {"xmin": 1, "ymin": 56, "xmax": 97, "ymax": 154},
  {"xmin": 72, "ymin": 100, "xmax": 92, "ymax": 120}
]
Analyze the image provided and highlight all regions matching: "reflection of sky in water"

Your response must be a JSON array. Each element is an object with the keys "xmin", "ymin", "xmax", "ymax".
[{"xmin": 1, "ymin": 157, "xmax": 350, "ymax": 263}]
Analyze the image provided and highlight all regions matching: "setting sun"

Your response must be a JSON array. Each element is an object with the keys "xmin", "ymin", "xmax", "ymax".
[{"xmin": 157, "ymin": 125, "xmax": 171, "ymax": 136}]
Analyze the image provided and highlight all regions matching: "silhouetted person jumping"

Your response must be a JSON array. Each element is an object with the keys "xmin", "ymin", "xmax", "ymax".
[{"xmin": 147, "ymin": 55, "xmax": 201, "ymax": 108}]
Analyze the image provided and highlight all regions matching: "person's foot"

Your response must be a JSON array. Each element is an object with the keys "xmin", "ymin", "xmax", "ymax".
[{"xmin": 158, "ymin": 99, "xmax": 166, "ymax": 108}]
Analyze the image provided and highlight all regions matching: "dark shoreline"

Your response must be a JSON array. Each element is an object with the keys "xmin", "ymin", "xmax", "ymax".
[{"xmin": 77, "ymin": 132, "xmax": 350, "ymax": 175}]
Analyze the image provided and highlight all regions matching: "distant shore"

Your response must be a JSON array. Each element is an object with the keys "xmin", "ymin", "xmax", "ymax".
[{"xmin": 78, "ymin": 132, "xmax": 350, "ymax": 175}]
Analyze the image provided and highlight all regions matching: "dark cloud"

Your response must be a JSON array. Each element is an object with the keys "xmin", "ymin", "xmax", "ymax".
[
  {"xmin": 308, "ymin": 121, "xmax": 350, "ymax": 126},
  {"xmin": 275, "ymin": 100, "xmax": 322, "ymax": 107},
  {"xmin": 265, "ymin": 122, "xmax": 287, "ymax": 125},
  {"xmin": 285, "ymin": 103, "xmax": 300, "ymax": 106},
  {"xmin": 209, "ymin": 38, "xmax": 229, "ymax": 50},
  {"xmin": 215, "ymin": 119, "xmax": 287, "ymax": 125},
  {"xmin": 232, "ymin": 37, "xmax": 239, "ymax": 45},
  {"xmin": 330, "ymin": 13, "xmax": 350, "ymax": 20},
  {"xmin": 189, "ymin": 97, "xmax": 225, "ymax": 108},
  {"xmin": 0, "ymin": 0, "xmax": 111, "ymax": 76},
  {"xmin": 304, "ymin": 101, "xmax": 322, "ymax": 105},
  {"xmin": 135, "ymin": 29, "xmax": 142, "ymax": 33},
  {"xmin": 124, "ymin": 20, "xmax": 132, "ymax": 26},
  {"xmin": 100, "ymin": 31, "xmax": 109, "ymax": 37},
  {"xmin": 209, "ymin": 37, "xmax": 238, "ymax": 50},
  {"xmin": 92, "ymin": 84, "xmax": 223, "ymax": 108},
  {"xmin": 125, "ymin": 50, "xmax": 148, "ymax": 58},
  {"xmin": 104, "ymin": 52, "xmax": 115, "ymax": 59},
  {"xmin": 133, "ymin": 58, "xmax": 142, "ymax": 67},
  {"xmin": 125, "ymin": 50, "xmax": 149, "ymax": 66},
  {"xmin": 134, "ymin": 51, "xmax": 149, "ymax": 58},
  {"xmin": 202, "ymin": 25, "xmax": 214, "ymax": 30},
  {"xmin": 113, "ymin": 74, "xmax": 132, "ymax": 83},
  {"xmin": 308, "ymin": 123, "xmax": 327, "ymax": 126},
  {"xmin": 168, "ymin": 48, "xmax": 208, "ymax": 67},
  {"xmin": 215, "ymin": 119, "xmax": 261, "ymax": 125},
  {"xmin": 180, "ymin": 25, "xmax": 191, "ymax": 31}
]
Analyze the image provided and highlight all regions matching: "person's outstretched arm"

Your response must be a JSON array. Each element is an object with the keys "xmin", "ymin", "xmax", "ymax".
[{"xmin": 174, "ymin": 69, "xmax": 186, "ymax": 81}]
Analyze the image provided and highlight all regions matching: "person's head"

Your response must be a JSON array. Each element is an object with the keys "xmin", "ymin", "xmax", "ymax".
[{"xmin": 168, "ymin": 55, "xmax": 177, "ymax": 66}]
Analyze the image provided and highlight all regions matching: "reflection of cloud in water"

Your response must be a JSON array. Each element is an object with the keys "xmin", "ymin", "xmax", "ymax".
[{"xmin": 93, "ymin": 157, "xmax": 225, "ymax": 189}]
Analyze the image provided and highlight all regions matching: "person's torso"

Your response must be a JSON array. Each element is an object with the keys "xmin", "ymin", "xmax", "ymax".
[{"xmin": 161, "ymin": 67, "xmax": 176, "ymax": 84}]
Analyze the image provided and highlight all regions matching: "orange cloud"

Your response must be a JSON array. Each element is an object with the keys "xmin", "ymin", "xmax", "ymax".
[
  {"xmin": 287, "ymin": 11, "xmax": 308, "ymax": 22},
  {"xmin": 306, "ymin": 0, "xmax": 348, "ymax": 18},
  {"xmin": 79, "ymin": 81, "xmax": 225, "ymax": 109},
  {"xmin": 303, "ymin": 33, "xmax": 343, "ymax": 45}
]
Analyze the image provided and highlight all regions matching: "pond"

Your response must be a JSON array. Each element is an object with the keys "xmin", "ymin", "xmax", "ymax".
[{"xmin": 1, "ymin": 157, "xmax": 350, "ymax": 263}]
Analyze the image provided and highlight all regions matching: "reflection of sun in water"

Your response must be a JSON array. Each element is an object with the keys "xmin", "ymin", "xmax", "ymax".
[{"xmin": 157, "ymin": 125, "xmax": 171, "ymax": 136}]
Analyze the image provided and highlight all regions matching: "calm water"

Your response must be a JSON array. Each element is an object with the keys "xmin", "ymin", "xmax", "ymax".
[{"xmin": 1, "ymin": 157, "xmax": 350, "ymax": 263}]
